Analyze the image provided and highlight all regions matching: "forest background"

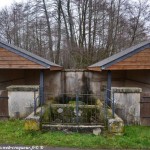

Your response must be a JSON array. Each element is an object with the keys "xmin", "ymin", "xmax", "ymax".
[{"xmin": 0, "ymin": 0, "xmax": 149, "ymax": 68}]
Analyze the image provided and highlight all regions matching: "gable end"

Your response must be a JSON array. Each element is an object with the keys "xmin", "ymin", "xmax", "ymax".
[
  {"xmin": 102, "ymin": 43, "xmax": 150, "ymax": 70},
  {"xmin": 0, "ymin": 42, "xmax": 50, "ymax": 68}
]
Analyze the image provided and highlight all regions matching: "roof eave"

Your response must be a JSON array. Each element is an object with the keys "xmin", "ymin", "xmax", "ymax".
[
  {"xmin": 50, "ymin": 66, "xmax": 63, "ymax": 71},
  {"xmin": 87, "ymin": 66, "xmax": 101, "ymax": 72}
]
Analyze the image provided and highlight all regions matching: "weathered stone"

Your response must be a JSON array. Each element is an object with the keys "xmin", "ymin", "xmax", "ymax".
[
  {"xmin": 42, "ymin": 124, "xmax": 104, "ymax": 133},
  {"xmin": 25, "ymin": 117, "xmax": 40, "ymax": 131},
  {"xmin": 111, "ymin": 87, "xmax": 142, "ymax": 125},
  {"xmin": 111, "ymin": 87, "xmax": 142, "ymax": 93},
  {"xmin": 7, "ymin": 85, "xmax": 39, "ymax": 91},
  {"xmin": 108, "ymin": 117, "xmax": 124, "ymax": 134},
  {"xmin": 54, "ymin": 118, "xmax": 62, "ymax": 123},
  {"xmin": 57, "ymin": 108, "xmax": 63, "ymax": 113},
  {"xmin": 63, "ymin": 128, "xmax": 72, "ymax": 134},
  {"xmin": 24, "ymin": 107, "xmax": 44, "ymax": 131},
  {"xmin": 93, "ymin": 128, "xmax": 101, "ymax": 135},
  {"xmin": 78, "ymin": 110, "xmax": 82, "ymax": 116},
  {"xmin": 73, "ymin": 109, "xmax": 82, "ymax": 116}
]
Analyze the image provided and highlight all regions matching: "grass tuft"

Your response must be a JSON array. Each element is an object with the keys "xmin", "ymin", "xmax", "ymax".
[{"xmin": 0, "ymin": 120, "xmax": 149, "ymax": 149}]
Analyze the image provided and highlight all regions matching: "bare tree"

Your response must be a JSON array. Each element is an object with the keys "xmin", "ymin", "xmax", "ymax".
[
  {"xmin": 0, "ymin": 0, "xmax": 149, "ymax": 68},
  {"xmin": 42, "ymin": 0, "xmax": 53, "ymax": 61}
]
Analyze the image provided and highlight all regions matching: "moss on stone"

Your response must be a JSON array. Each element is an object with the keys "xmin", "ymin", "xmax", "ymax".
[
  {"xmin": 69, "ymin": 101, "xmax": 85, "ymax": 105},
  {"xmin": 41, "ymin": 105, "xmax": 52, "ymax": 122},
  {"xmin": 41, "ymin": 102, "xmax": 105, "ymax": 124},
  {"xmin": 108, "ymin": 118, "xmax": 124, "ymax": 134},
  {"xmin": 24, "ymin": 120, "xmax": 40, "ymax": 130}
]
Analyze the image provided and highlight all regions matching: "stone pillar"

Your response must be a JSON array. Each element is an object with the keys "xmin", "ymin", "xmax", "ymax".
[{"xmin": 111, "ymin": 87, "xmax": 142, "ymax": 125}]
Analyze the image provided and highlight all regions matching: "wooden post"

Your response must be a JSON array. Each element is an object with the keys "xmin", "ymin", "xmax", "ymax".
[{"xmin": 40, "ymin": 70, "xmax": 44, "ymax": 105}]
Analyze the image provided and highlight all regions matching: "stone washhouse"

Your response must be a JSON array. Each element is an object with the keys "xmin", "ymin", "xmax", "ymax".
[{"xmin": 0, "ymin": 40, "xmax": 150, "ymax": 134}]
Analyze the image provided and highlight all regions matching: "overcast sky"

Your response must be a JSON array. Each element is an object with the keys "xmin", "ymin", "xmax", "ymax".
[
  {"xmin": 0, "ymin": 0, "xmax": 142, "ymax": 10},
  {"xmin": 0, "ymin": 0, "xmax": 24, "ymax": 10}
]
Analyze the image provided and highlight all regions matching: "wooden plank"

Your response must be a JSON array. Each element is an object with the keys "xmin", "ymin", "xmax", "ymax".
[
  {"xmin": 123, "ymin": 56, "xmax": 150, "ymax": 62},
  {"xmin": 140, "ymin": 118, "xmax": 150, "ymax": 126},
  {"xmin": 0, "ymin": 64, "xmax": 44, "ymax": 68},
  {"xmin": 106, "ymin": 48, "xmax": 150, "ymax": 70},
  {"xmin": 50, "ymin": 66, "xmax": 63, "ymax": 71},
  {"xmin": 123, "ymin": 57, "xmax": 150, "ymax": 62},
  {"xmin": 87, "ymin": 67, "xmax": 101, "ymax": 72},
  {"xmin": 114, "ymin": 62, "xmax": 150, "ymax": 65},
  {"xmin": 0, "ymin": 64, "xmax": 45, "ymax": 69},
  {"xmin": 134, "ymin": 53, "xmax": 150, "ymax": 56},
  {"xmin": 137, "ymin": 48, "xmax": 150, "ymax": 53},
  {"xmin": 0, "ymin": 51, "xmax": 20, "ymax": 56},
  {"xmin": 0, "ymin": 97, "xmax": 8, "ymax": 117},
  {"xmin": 0, "ymin": 60, "xmax": 40, "ymax": 65},
  {"xmin": 140, "ymin": 92, "xmax": 150, "ymax": 126},
  {"xmin": 0, "ymin": 47, "xmax": 61, "ymax": 70},
  {"xmin": 0, "ymin": 57, "xmax": 27, "ymax": 61},
  {"xmin": 107, "ymin": 65, "xmax": 150, "ymax": 70},
  {"xmin": 0, "ymin": 48, "xmax": 9, "ymax": 51},
  {"xmin": 137, "ymin": 51, "xmax": 150, "ymax": 54},
  {"xmin": 0, "ymin": 48, "xmax": 45, "ymax": 69}
]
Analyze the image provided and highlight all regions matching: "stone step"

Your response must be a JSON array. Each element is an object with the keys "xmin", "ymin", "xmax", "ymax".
[{"xmin": 41, "ymin": 124, "xmax": 105, "ymax": 133}]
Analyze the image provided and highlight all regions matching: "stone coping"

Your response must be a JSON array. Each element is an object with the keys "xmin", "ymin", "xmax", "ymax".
[
  {"xmin": 111, "ymin": 87, "xmax": 142, "ymax": 93},
  {"xmin": 7, "ymin": 85, "xmax": 39, "ymax": 91},
  {"xmin": 50, "ymin": 104, "xmax": 100, "ymax": 108},
  {"xmin": 42, "ymin": 124, "xmax": 104, "ymax": 128}
]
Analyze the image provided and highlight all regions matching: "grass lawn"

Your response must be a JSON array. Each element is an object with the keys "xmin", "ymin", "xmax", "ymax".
[{"xmin": 0, "ymin": 120, "xmax": 149, "ymax": 149}]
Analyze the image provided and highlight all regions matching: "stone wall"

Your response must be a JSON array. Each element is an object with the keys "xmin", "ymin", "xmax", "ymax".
[
  {"xmin": 62, "ymin": 70, "xmax": 101, "ymax": 95},
  {"xmin": 41, "ymin": 69, "xmax": 104, "ymax": 100},
  {"xmin": 55, "ymin": 70, "xmax": 126, "ymax": 99},
  {"xmin": 112, "ymin": 87, "xmax": 142, "ymax": 125}
]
